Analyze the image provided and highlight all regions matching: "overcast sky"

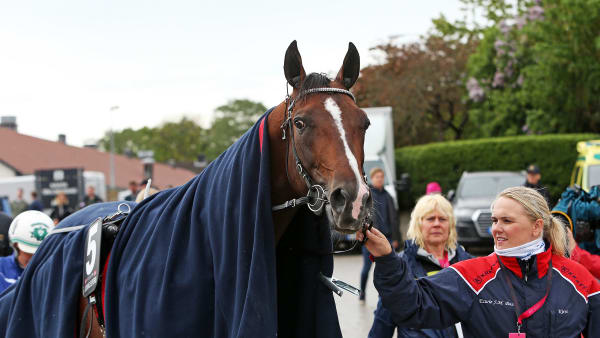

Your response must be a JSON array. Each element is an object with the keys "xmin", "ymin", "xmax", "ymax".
[{"xmin": 0, "ymin": 0, "xmax": 465, "ymax": 146}]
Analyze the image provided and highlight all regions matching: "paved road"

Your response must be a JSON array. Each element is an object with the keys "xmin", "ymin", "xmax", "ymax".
[{"xmin": 333, "ymin": 253, "xmax": 393, "ymax": 338}]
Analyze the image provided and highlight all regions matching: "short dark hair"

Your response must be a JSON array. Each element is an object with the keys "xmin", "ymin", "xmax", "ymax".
[
  {"xmin": 31, "ymin": 191, "xmax": 38, "ymax": 198},
  {"xmin": 129, "ymin": 180, "xmax": 137, "ymax": 186}
]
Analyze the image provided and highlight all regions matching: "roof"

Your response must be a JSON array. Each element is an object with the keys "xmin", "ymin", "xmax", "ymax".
[{"xmin": 0, "ymin": 127, "xmax": 197, "ymax": 190}]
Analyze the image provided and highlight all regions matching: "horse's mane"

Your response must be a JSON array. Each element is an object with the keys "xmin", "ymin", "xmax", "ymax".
[{"xmin": 301, "ymin": 72, "xmax": 331, "ymax": 91}]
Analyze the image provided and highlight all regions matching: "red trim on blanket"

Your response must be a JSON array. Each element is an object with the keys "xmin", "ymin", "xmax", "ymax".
[
  {"xmin": 102, "ymin": 251, "xmax": 111, "ymax": 319},
  {"xmin": 259, "ymin": 118, "xmax": 265, "ymax": 153}
]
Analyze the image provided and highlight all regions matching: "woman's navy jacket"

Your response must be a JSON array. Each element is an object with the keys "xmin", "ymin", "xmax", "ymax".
[
  {"xmin": 369, "ymin": 241, "xmax": 472, "ymax": 338},
  {"xmin": 374, "ymin": 245, "xmax": 600, "ymax": 338}
]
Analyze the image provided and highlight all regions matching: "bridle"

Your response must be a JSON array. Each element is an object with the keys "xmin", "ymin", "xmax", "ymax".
[
  {"xmin": 271, "ymin": 85, "xmax": 373, "ymax": 252},
  {"xmin": 272, "ymin": 86, "xmax": 356, "ymax": 215}
]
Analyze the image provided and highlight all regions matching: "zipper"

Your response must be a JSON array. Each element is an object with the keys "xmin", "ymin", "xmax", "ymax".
[{"xmin": 524, "ymin": 260, "xmax": 530, "ymax": 282}]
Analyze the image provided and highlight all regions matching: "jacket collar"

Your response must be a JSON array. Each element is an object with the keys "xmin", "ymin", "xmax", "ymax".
[
  {"xmin": 403, "ymin": 240, "xmax": 455, "ymax": 268},
  {"xmin": 497, "ymin": 242, "xmax": 552, "ymax": 279}
]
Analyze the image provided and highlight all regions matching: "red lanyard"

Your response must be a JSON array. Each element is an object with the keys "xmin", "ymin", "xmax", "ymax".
[{"xmin": 496, "ymin": 255, "xmax": 553, "ymax": 333}]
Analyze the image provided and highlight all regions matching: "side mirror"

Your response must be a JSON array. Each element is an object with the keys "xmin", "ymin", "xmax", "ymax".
[{"xmin": 447, "ymin": 189, "xmax": 456, "ymax": 202}]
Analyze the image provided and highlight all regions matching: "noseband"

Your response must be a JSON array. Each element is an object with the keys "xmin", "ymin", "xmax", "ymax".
[{"xmin": 272, "ymin": 87, "xmax": 356, "ymax": 215}]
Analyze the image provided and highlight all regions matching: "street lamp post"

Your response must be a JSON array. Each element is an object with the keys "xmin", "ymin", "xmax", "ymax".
[{"xmin": 109, "ymin": 106, "xmax": 119, "ymax": 192}]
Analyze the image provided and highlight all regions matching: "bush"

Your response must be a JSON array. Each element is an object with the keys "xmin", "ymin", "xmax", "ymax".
[{"xmin": 395, "ymin": 134, "xmax": 600, "ymax": 206}]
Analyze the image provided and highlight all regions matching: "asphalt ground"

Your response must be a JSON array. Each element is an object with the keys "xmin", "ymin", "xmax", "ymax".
[{"xmin": 333, "ymin": 253, "xmax": 385, "ymax": 338}]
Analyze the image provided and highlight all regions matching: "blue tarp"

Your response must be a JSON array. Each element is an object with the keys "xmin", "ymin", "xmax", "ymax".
[{"xmin": 0, "ymin": 108, "xmax": 342, "ymax": 337}]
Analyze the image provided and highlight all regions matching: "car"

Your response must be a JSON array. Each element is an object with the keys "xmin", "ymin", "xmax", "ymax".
[{"xmin": 449, "ymin": 171, "xmax": 526, "ymax": 249}]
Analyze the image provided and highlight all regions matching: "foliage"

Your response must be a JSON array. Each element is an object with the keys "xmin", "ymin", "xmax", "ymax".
[
  {"xmin": 99, "ymin": 99, "xmax": 267, "ymax": 163},
  {"xmin": 395, "ymin": 133, "xmax": 600, "ymax": 204},
  {"xmin": 354, "ymin": 34, "xmax": 477, "ymax": 147},
  {"xmin": 463, "ymin": 0, "xmax": 600, "ymax": 136},
  {"xmin": 204, "ymin": 99, "xmax": 267, "ymax": 161},
  {"xmin": 99, "ymin": 118, "xmax": 207, "ymax": 163}
]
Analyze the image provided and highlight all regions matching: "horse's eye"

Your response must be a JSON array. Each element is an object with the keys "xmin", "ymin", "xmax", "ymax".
[{"xmin": 294, "ymin": 119, "xmax": 305, "ymax": 130}]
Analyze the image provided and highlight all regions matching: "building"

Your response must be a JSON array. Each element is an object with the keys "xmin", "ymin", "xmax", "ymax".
[{"xmin": 0, "ymin": 126, "xmax": 197, "ymax": 191}]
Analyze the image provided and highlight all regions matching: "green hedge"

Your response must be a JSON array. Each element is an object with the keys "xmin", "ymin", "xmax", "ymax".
[{"xmin": 395, "ymin": 134, "xmax": 600, "ymax": 205}]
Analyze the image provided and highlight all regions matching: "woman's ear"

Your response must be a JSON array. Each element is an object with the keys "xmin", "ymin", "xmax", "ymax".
[{"xmin": 533, "ymin": 219, "xmax": 544, "ymax": 238}]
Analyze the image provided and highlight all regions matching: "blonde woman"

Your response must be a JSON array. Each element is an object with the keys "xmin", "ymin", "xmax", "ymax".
[
  {"xmin": 359, "ymin": 186, "xmax": 600, "ymax": 337},
  {"xmin": 368, "ymin": 194, "xmax": 472, "ymax": 338}
]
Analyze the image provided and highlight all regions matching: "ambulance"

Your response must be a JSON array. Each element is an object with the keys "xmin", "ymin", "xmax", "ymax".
[{"xmin": 571, "ymin": 140, "xmax": 600, "ymax": 191}]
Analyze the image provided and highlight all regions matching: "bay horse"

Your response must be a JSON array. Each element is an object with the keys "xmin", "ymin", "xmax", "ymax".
[{"xmin": 69, "ymin": 40, "xmax": 372, "ymax": 337}]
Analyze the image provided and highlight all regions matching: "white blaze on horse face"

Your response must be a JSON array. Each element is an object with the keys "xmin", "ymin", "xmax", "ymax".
[{"xmin": 324, "ymin": 97, "xmax": 369, "ymax": 220}]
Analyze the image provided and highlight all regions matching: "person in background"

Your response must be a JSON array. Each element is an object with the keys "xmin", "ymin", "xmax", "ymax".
[
  {"xmin": 0, "ymin": 212, "xmax": 13, "ymax": 256},
  {"xmin": 10, "ymin": 188, "xmax": 28, "ymax": 217},
  {"xmin": 360, "ymin": 186, "xmax": 600, "ymax": 337},
  {"xmin": 566, "ymin": 228, "xmax": 600, "ymax": 279},
  {"xmin": 82, "ymin": 186, "xmax": 103, "ymax": 207},
  {"xmin": 50, "ymin": 192, "xmax": 73, "ymax": 225},
  {"xmin": 28, "ymin": 191, "xmax": 43, "ymax": 211},
  {"xmin": 425, "ymin": 182, "xmax": 442, "ymax": 195},
  {"xmin": 124, "ymin": 180, "xmax": 139, "ymax": 201},
  {"xmin": 524, "ymin": 164, "xmax": 550, "ymax": 206},
  {"xmin": 368, "ymin": 194, "xmax": 472, "ymax": 338},
  {"xmin": 0, "ymin": 211, "xmax": 53, "ymax": 292},
  {"xmin": 360, "ymin": 167, "xmax": 399, "ymax": 301}
]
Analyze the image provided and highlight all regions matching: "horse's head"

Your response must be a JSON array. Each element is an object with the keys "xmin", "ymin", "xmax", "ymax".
[{"xmin": 282, "ymin": 41, "xmax": 372, "ymax": 234}]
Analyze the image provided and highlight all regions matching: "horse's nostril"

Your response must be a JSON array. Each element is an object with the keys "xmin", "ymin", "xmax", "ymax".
[{"xmin": 330, "ymin": 188, "xmax": 348, "ymax": 213}]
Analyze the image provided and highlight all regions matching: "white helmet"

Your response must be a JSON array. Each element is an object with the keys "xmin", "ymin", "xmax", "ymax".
[{"xmin": 9, "ymin": 211, "xmax": 54, "ymax": 254}]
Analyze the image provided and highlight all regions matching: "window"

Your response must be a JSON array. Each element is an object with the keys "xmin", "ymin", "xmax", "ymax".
[
  {"xmin": 459, "ymin": 176, "xmax": 524, "ymax": 198},
  {"xmin": 589, "ymin": 165, "xmax": 600, "ymax": 188}
]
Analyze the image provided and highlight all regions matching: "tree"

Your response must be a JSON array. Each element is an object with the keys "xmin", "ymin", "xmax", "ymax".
[
  {"xmin": 100, "ymin": 99, "xmax": 268, "ymax": 164},
  {"xmin": 205, "ymin": 99, "xmax": 267, "ymax": 160},
  {"xmin": 354, "ymin": 34, "xmax": 477, "ymax": 147},
  {"xmin": 99, "ymin": 117, "xmax": 207, "ymax": 163},
  {"xmin": 462, "ymin": 0, "xmax": 600, "ymax": 136}
]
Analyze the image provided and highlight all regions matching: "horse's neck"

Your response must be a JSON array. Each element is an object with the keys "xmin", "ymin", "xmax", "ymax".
[{"xmin": 268, "ymin": 102, "xmax": 302, "ymax": 243}]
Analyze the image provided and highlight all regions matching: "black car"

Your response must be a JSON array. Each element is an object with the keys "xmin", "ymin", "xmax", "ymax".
[{"xmin": 449, "ymin": 171, "xmax": 525, "ymax": 249}]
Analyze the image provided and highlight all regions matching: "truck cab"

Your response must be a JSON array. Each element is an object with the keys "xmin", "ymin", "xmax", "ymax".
[{"xmin": 571, "ymin": 140, "xmax": 600, "ymax": 192}]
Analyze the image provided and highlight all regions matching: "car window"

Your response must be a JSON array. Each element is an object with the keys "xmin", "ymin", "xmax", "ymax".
[
  {"xmin": 589, "ymin": 164, "xmax": 600, "ymax": 187},
  {"xmin": 458, "ymin": 176, "xmax": 524, "ymax": 198}
]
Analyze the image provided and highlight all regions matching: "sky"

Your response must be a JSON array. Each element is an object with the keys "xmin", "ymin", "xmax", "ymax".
[{"xmin": 0, "ymin": 0, "xmax": 465, "ymax": 147}]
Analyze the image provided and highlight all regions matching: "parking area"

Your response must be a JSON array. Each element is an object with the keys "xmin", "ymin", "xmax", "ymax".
[{"xmin": 333, "ymin": 253, "xmax": 385, "ymax": 338}]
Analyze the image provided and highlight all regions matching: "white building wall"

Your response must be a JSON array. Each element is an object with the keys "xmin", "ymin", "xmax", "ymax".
[{"xmin": 0, "ymin": 162, "xmax": 16, "ymax": 178}]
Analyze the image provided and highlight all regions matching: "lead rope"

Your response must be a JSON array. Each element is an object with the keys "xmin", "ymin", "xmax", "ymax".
[{"xmin": 80, "ymin": 296, "xmax": 95, "ymax": 338}]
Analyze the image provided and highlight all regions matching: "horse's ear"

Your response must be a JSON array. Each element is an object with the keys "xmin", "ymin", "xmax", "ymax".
[
  {"xmin": 284, "ymin": 40, "xmax": 306, "ymax": 89},
  {"xmin": 335, "ymin": 42, "xmax": 360, "ymax": 89}
]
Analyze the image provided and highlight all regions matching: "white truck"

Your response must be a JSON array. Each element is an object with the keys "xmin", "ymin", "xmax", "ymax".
[{"xmin": 362, "ymin": 106, "xmax": 398, "ymax": 207}]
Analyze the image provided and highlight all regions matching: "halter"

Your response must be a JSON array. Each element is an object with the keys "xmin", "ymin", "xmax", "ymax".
[{"xmin": 272, "ymin": 86, "xmax": 356, "ymax": 215}]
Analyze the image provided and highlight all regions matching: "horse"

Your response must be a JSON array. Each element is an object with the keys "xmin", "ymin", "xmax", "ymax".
[{"xmin": 0, "ymin": 41, "xmax": 372, "ymax": 338}]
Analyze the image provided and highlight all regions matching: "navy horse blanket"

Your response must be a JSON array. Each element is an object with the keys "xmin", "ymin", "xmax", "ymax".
[{"xmin": 0, "ymin": 109, "xmax": 342, "ymax": 337}]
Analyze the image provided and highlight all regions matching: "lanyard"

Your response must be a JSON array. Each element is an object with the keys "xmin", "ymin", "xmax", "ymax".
[{"xmin": 496, "ymin": 254, "xmax": 553, "ymax": 334}]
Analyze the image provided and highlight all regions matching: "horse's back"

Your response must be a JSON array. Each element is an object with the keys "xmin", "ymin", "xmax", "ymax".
[{"xmin": 0, "ymin": 201, "xmax": 135, "ymax": 337}]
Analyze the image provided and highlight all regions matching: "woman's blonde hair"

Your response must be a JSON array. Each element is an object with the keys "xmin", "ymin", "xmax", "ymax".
[
  {"xmin": 407, "ymin": 194, "xmax": 457, "ymax": 250},
  {"xmin": 493, "ymin": 186, "xmax": 566, "ymax": 256}
]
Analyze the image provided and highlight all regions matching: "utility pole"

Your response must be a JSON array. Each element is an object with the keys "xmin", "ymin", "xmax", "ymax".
[{"xmin": 109, "ymin": 106, "xmax": 119, "ymax": 192}]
